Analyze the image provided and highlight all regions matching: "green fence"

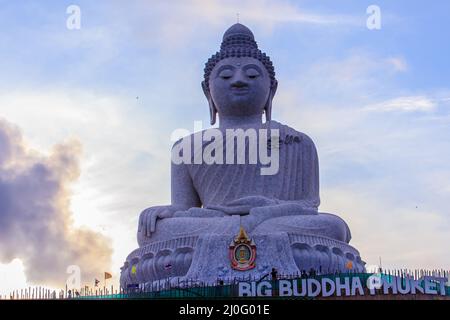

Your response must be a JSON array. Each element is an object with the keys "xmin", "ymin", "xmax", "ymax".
[{"xmin": 76, "ymin": 272, "xmax": 450, "ymax": 300}]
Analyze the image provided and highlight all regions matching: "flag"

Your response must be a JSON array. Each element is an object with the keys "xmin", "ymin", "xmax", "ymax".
[
  {"xmin": 94, "ymin": 279, "xmax": 100, "ymax": 287},
  {"xmin": 345, "ymin": 261, "xmax": 353, "ymax": 270},
  {"xmin": 105, "ymin": 272, "xmax": 112, "ymax": 280},
  {"xmin": 131, "ymin": 265, "xmax": 137, "ymax": 275}
]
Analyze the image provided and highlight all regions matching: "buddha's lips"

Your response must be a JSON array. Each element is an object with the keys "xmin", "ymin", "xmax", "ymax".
[{"xmin": 230, "ymin": 87, "xmax": 250, "ymax": 95}]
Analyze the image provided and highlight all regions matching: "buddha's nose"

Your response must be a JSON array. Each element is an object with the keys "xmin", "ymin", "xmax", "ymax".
[{"xmin": 231, "ymin": 80, "xmax": 249, "ymax": 88}]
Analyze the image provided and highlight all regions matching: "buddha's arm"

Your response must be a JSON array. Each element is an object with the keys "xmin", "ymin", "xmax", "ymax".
[
  {"xmin": 275, "ymin": 136, "xmax": 320, "ymax": 210},
  {"xmin": 171, "ymin": 162, "xmax": 227, "ymax": 218},
  {"xmin": 138, "ymin": 154, "xmax": 202, "ymax": 237},
  {"xmin": 171, "ymin": 161, "xmax": 201, "ymax": 209},
  {"xmin": 240, "ymin": 138, "xmax": 321, "ymax": 231}
]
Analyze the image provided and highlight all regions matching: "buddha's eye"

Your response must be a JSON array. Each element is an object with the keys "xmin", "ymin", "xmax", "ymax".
[
  {"xmin": 246, "ymin": 68, "xmax": 260, "ymax": 79},
  {"xmin": 218, "ymin": 69, "xmax": 233, "ymax": 79}
]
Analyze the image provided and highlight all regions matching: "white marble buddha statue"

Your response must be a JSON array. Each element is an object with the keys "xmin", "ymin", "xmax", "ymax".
[{"xmin": 121, "ymin": 24, "xmax": 364, "ymax": 288}]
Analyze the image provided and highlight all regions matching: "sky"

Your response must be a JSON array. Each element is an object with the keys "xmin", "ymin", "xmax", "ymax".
[{"xmin": 0, "ymin": 0, "xmax": 449, "ymax": 296}]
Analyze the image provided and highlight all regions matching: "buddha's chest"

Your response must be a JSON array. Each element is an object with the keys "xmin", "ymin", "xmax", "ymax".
[{"xmin": 188, "ymin": 143, "xmax": 307, "ymax": 203}]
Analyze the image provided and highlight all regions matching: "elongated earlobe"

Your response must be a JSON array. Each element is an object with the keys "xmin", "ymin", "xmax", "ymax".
[
  {"xmin": 202, "ymin": 81, "xmax": 217, "ymax": 125},
  {"xmin": 264, "ymin": 98, "xmax": 272, "ymax": 122},
  {"xmin": 209, "ymin": 106, "xmax": 217, "ymax": 125},
  {"xmin": 264, "ymin": 81, "xmax": 278, "ymax": 122}
]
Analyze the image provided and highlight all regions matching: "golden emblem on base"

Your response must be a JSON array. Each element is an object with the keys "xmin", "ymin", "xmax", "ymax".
[{"xmin": 229, "ymin": 226, "xmax": 257, "ymax": 271}]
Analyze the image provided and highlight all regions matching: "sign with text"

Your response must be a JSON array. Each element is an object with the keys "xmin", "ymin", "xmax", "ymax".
[{"xmin": 238, "ymin": 274, "xmax": 449, "ymax": 298}]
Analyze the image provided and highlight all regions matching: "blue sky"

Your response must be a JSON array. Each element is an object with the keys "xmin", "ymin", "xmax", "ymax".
[{"xmin": 0, "ymin": 0, "xmax": 449, "ymax": 294}]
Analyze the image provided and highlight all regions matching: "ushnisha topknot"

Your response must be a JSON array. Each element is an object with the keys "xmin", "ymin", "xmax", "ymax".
[{"xmin": 203, "ymin": 23, "xmax": 276, "ymax": 91}]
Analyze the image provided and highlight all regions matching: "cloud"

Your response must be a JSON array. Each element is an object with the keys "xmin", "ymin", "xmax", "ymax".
[
  {"xmin": 131, "ymin": 0, "xmax": 361, "ymax": 50},
  {"xmin": 385, "ymin": 57, "xmax": 408, "ymax": 73},
  {"xmin": 321, "ymin": 185, "xmax": 450, "ymax": 269},
  {"xmin": 0, "ymin": 259, "xmax": 27, "ymax": 296},
  {"xmin": 274, "ymin": 51, "xmax": 450, "ymax": 268},
  {"xmin": 184, "ymin": 0, "xmax": 359, "ymax": 25},
  {"xmin": 0, "ymin": 88, "xmax": 179, "ymax": 288},
  {"xmin": 364, "ymin": 96, "xmax": 436, "ymax": 112},
  {"xmin": 274, "ymin": 52, "xmax": 410, "ymax": 136},
  {"xmin": 0, "ymin": 118, "xmax": 112, "ymax": 287}
]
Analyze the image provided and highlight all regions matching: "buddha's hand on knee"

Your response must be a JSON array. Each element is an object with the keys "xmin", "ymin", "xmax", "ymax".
[
  {"xmin": 273, "ymin": 202, "xmax": 318, "ymax": 216},
  {"xmin": 173, "ymin": 207, "xmax": 225, "ymax": 218},
  {"xmin": 138, "ymin": 205, "xmax": 183, "ymax": 237},
  {"xmin": 244, "ymin": 203, "xmax": 318, "ymax": 229}
]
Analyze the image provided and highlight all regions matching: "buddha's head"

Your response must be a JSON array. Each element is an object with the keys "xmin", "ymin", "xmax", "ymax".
[{"xmin": 202, "ymin": 23, "xmax": 278, "ymax": 125}]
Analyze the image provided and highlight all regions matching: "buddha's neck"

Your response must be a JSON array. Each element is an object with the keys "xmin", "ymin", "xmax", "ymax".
[{"xmin": 218, "ymin": 114, "xmax": 263, "ymax": 129}]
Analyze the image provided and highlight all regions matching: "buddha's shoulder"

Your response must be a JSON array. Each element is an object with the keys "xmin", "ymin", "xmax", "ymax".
[
  {"xmin": 171, "ymin": 122, "xmax": 317, "ymax": 148},
  {"xmin": 171, "ymin": 129, "xmax": 216, "ymax": 149},
  {"xmin": 266, "ymin": 120, "xmax": 316, "ymax": 146}
]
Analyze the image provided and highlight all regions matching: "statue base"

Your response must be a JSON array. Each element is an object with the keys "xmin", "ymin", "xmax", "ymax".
[{"xmin": 120, "ymin": 231, "xmax": 365, "ymax": 288}]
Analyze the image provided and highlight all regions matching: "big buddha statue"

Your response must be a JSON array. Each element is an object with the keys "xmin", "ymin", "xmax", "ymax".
[{"xmin": 121, "ymin": 23, "xmax": 365, "ymax": 288}]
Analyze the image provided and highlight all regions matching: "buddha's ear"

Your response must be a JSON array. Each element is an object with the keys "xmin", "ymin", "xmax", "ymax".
[
  {"xmin": 202, "ymin": 81, "xmax": 217, "ymax": 125},
  {"xmin": 264, "ymin": 80, "xmax": 278, "ymax": 122}
]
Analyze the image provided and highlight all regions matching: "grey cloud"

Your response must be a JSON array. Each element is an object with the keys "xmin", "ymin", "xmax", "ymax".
[{"xmin": 0, "ymin": 118, "xmax": 112, "ymax": 287}]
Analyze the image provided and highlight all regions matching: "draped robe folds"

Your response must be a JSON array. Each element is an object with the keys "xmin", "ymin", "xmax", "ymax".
[{"xmin": 171, "ymin": 120, "xmax": 320, "ymax": 215}]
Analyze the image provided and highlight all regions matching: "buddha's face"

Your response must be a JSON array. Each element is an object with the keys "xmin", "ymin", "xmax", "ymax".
[{"xmin": 208, "ymin": 57, "xmax": 272, "ymax": 118}]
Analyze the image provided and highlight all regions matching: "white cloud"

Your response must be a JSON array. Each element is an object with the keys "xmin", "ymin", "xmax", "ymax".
[
  {"xmin": 186, "ymin": 0, "xmax": 359, "ymax": 25},
  {"xmin": 132, "ymin": 0, "xmax": 361, "ymax": 49},
  {"xmin": 275, "ymin": 52, "xmax": 450, "ymax": 270},
  {"xmin": 0, "ymin": 259, "xmax": 27, "ymax": 297},
  {"xmin": 321, "ymin": 186, "xmax": 450, "ymax": 269},
  {"xmin": 0, "ymin": 118, "xmax": 112, "ymax": 287},
  {"xmin": 386, "ymin": 57, "xmax": 408, "ymax": 72},
  {"xmin": 0, "ymin": 88, "xmax": 175, "ymax": 289},
  {"xmin": 364, "ymin": 96, "xmax": 436, "ymax": 112}
]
